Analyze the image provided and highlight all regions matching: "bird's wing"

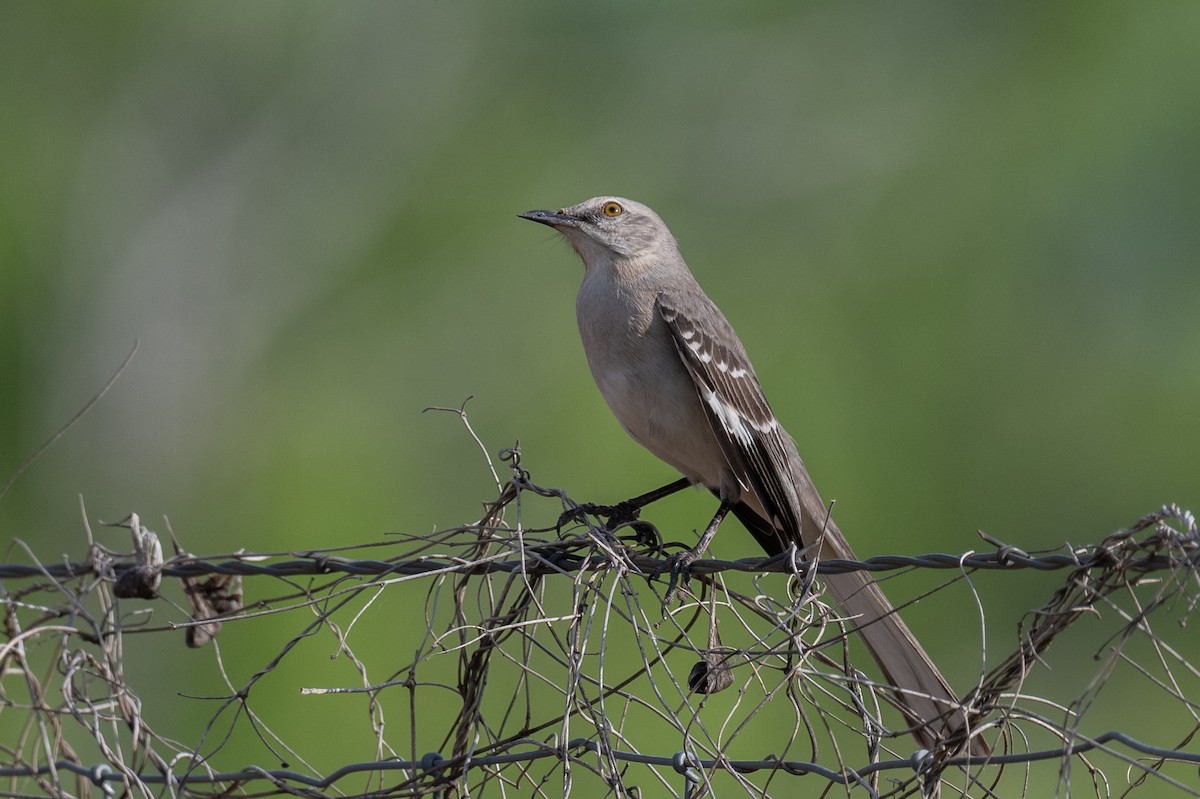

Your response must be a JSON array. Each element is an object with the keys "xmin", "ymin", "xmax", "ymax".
[
  {"xmin": 657, "ymin": 290, "xmax": 802, "ymax": 551},
  {"xmin": 658, "ymin": 290, "xmax": 984, "ymax": 755}
]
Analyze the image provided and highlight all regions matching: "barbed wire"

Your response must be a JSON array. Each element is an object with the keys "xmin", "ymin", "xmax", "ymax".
[
  {"xmin": 2, "ymin": 532, "xmax": 1189, "ymax": 583},
  {"xmin": 1, "ymin": 439, "xmax": 1198, "ymax": 798},
  {"xmin": 5, "ymin": 502, "xmax": 1192, "ymax": 585},
  {"xmin": 5, "ymin": 730, "xmax": 1199, "ymax": 799}
]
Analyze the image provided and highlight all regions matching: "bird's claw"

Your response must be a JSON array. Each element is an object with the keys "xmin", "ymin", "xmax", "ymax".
[
  {"xmin": 557, "ymin": 500, "xmax": 643, "ymax": 532},
  {"xmin": 616, "ymin": 520, "xmax": 661, "ymax": 551},
  {"xmin": 663, "ymin": 549, "xmax": 702, "ymax": 604}
]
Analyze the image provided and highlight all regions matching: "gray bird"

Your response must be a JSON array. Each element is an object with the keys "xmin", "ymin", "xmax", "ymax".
[{"xmin": 520, "ymin": 196, "xmax": 986, "ymax": 756}]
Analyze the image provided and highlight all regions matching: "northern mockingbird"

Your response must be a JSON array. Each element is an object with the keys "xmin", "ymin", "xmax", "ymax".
[{"xmin": 520, "ymin": 196, "xmax": 985, "ymax": 756}]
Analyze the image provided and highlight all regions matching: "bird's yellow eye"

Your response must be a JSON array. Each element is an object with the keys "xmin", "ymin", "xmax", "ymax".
[{"xmin": 602, "ymin": 201, "xmax": 623, "ymax": 218}]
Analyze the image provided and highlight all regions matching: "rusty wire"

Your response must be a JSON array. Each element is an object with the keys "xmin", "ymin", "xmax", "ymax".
[{"xmin": 1, "ymin": 441, "xmax": 1197, "ymax": 798}]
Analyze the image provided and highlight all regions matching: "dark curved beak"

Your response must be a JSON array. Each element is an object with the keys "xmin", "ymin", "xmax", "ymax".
[{"xmin": 519, "ymin": 209, "xmax": 581, "ymax": 228}]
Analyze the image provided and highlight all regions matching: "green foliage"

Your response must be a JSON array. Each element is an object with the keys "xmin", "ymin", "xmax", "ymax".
[{"xmin": 1, "ymin": 3, "xmax": 1197, "ymax": 795}]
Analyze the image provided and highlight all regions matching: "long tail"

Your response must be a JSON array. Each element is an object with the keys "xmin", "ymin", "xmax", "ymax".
[{"xmin": 729, "ymin": 497, "xmax": 986, "ymax": 756}]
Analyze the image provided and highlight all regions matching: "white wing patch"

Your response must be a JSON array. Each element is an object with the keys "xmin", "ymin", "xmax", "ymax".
[
  {"xmin": 703, "ymin": 388, "xmax": 778, "ymax": 445},
  {"xmin": 704, "ymin": 388, "xmax": 754, "ymax": 445},
  {"xmin": 713, "ymin": 360, "xmax": 746, "ymax": 378}
]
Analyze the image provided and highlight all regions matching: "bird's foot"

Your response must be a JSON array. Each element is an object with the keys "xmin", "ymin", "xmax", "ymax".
[
  {"xmin": 559, "ymin": 503, "xmax": 663, "ymax": 557},
  {"xmin": 557, "ymin": 499, "xmax": 644, "ymax": 532},
  {"xmin": 662, "ymin": 548, "xmax": 702, "ymax": 604}
]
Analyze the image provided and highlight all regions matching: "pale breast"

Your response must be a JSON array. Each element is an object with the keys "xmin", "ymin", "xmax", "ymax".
[{"xmin": 576, "ymin": 274, "xmax": 730, "ymax": 490}]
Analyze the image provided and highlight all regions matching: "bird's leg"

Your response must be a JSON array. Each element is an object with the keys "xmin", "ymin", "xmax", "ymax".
[
  {"xmin": 559, "ymin": 476, "xmax": 691, "ymax": 531},
  {"xmin": 692, "ymin": 500, "xmax": 731, "ymax": 554},
  {"xmin": 664, "ymin": 500, "xmax": 732, "ymax": 602}
]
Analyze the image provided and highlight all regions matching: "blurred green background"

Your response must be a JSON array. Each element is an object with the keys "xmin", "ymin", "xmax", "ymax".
[{"xmin": 2, "ymin": 1, "xmax": 1198, "ymax": 794}]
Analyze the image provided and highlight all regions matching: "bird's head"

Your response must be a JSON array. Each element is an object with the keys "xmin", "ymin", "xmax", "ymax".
[{"xmin": 520, "ymin": 196, "xmax": 676, "ymax": 264}]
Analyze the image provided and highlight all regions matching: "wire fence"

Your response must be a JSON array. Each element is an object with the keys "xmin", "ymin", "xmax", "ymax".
[{"xmin": 2, "ymin": 440, "xmax": 1198, "ymax": 798}]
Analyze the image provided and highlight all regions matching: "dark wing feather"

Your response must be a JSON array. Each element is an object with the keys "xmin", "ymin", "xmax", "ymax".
[{"xmin": 657, "ymin": 290, "xmax": 802, "ymax": 554}]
